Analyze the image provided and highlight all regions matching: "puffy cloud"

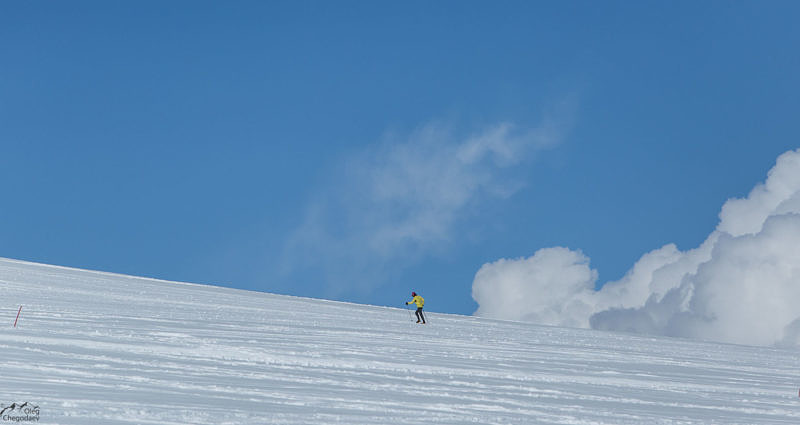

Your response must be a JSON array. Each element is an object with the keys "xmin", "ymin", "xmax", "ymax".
[
  {"xmin": 473, "ymin": 148, "xmax": 800, "ymax": 347},
  {"xmin": 472, "ymin": 247, "xmax": 597, "ymax": 328},
  {"xmin": 717, "ymin": 151, "xmax": 800, "ymax": 236}
]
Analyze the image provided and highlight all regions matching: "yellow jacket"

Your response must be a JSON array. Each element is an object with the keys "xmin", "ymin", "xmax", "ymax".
[{"xmin": 407, "ymin": 295, "xmax": 425, "ymax": 308}]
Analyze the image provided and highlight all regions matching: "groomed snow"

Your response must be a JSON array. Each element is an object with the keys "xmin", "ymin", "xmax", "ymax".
[{"xmin": 1, "ymin": 257, "xmax": 799, "ymax": 424}]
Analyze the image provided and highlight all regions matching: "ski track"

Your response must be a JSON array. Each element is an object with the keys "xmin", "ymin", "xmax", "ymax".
[{"xmin": 1, "ymin": 258, "xmax": 799, "ymax": 424}]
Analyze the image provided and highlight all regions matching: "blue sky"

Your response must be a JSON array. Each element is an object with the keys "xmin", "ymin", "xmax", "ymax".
[{"xmin": 2, "ymin": 1, "xmax": 799, "ymax": 315}]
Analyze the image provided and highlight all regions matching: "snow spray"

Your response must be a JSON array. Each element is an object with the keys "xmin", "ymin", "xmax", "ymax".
[{"xmin": 13, "ymin": 306, "xmax": 21, "ymax": 328}]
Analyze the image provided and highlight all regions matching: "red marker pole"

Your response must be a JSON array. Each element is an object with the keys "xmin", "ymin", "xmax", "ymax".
[{"xmin": 13, "ymin": 306, "xmax": 22, "ymax": 328}]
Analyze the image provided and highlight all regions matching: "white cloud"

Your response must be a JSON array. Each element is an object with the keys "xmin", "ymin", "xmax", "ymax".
[
  {"xmin": 717, "ymin": 151, "xmax": 800, "ymax": 237},
  {"xmin": 283, "ymin": 104, "xmax": 574, "ymax": 294},
  {"xmin": 473, "ymin": 148, "xmax": 800, "ymax": 347},
  {"xmin": 472, "ymin": 247, "xmax": 597, "ymax": 328}
]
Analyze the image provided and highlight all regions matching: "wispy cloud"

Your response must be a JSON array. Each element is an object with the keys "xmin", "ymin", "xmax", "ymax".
[
  {"xmin": 283, "ymin": 100, "xmax": 576, "ymax": 295},
  {"xmin": 473, "ymin": 148, "xmax": 800, "ymax": 347}
]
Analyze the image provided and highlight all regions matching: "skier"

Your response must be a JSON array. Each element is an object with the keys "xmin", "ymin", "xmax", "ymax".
[{"xmin": 405, "ymin": 292, "xmax": 426, "ymax": 324}]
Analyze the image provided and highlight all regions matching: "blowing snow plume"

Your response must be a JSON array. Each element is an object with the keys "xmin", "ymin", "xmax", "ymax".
[{"xmin": 473, "ymin": 148, "xmax": 800, "ymax": 347}]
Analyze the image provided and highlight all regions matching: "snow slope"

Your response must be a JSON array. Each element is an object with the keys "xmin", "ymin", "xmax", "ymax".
[{"xmin": 1, "ymin": 258, "xmax": 799, "ymax": 424}]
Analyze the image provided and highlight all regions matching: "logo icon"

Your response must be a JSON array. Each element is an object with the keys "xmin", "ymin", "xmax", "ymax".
[{"xmin": 0, "ymin": 403, "xmax": 39, "ymax": 422}]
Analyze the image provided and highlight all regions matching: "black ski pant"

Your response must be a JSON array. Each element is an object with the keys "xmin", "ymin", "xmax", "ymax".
[{"xmin": 415, "ymin": 307, "xmax": 426, "ymax": 323}]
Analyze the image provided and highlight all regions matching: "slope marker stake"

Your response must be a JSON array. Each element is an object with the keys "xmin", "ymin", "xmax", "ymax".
[{"xmin": 13, "ymin": 306, "xmax": 22, "ymax": 328}]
